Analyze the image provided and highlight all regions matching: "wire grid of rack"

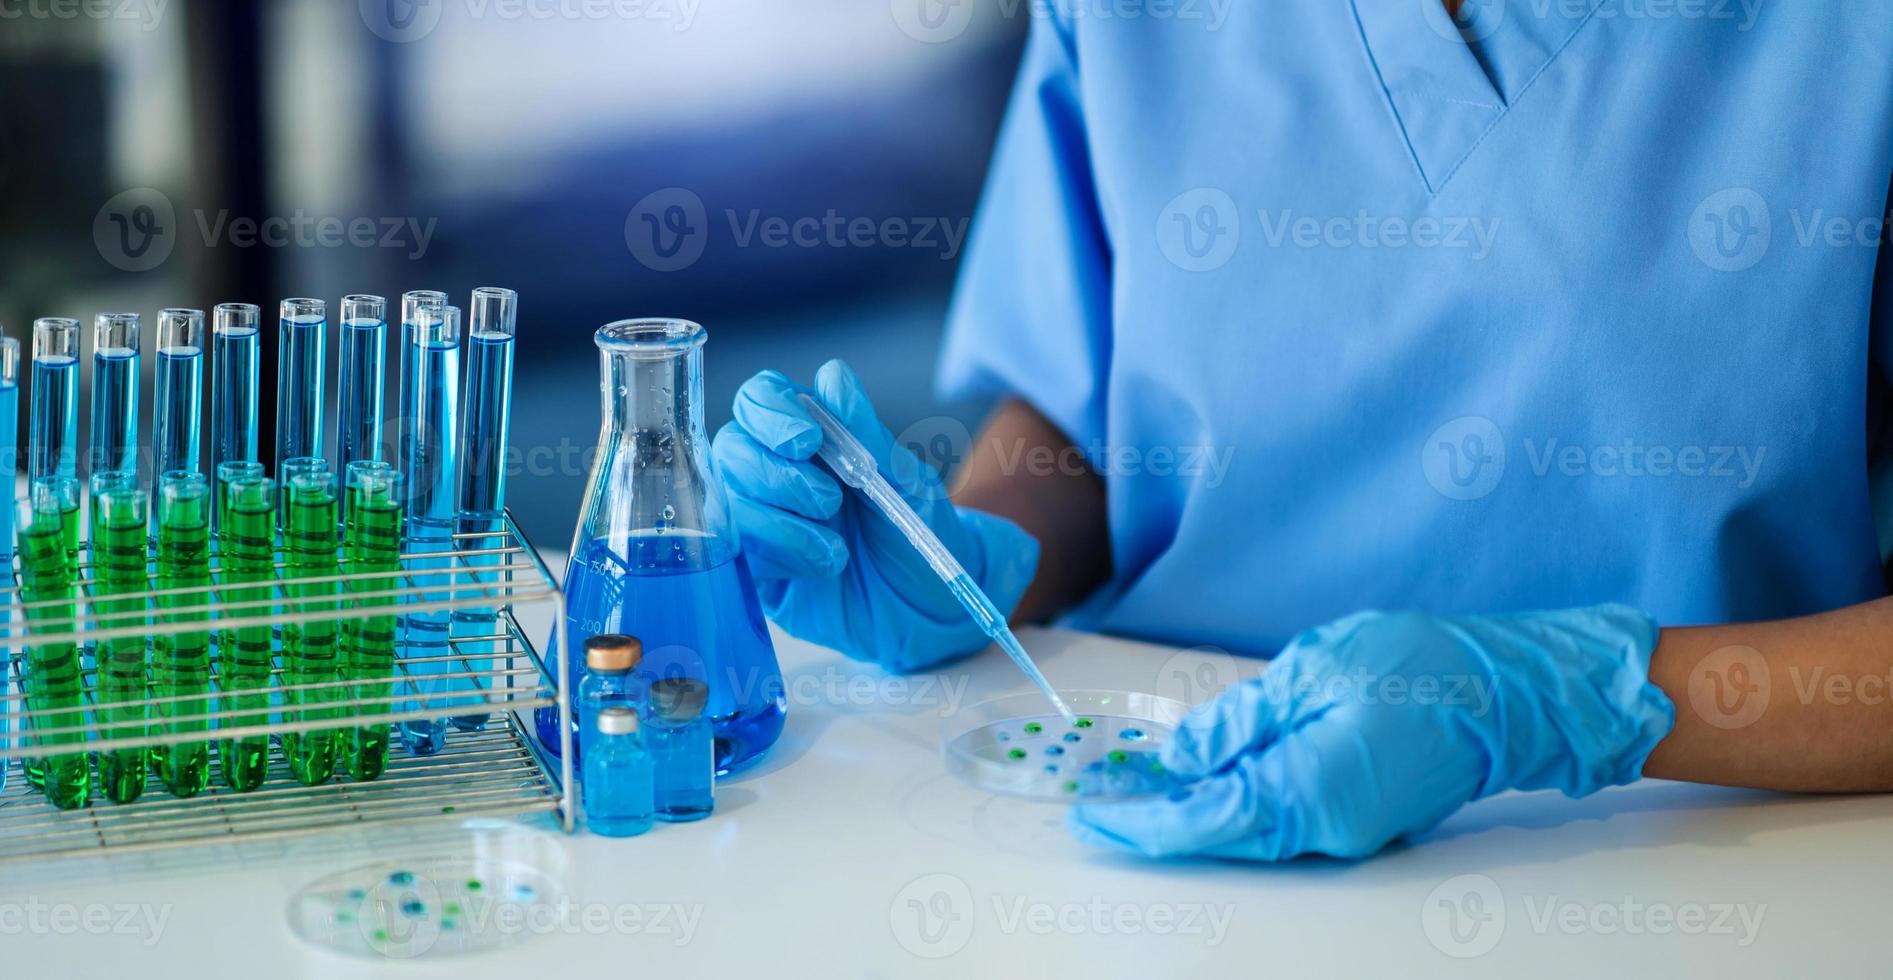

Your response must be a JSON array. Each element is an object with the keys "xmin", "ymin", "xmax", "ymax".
[{"xmin": 0, "ymin": 511, "xmax": 573, "ymax": 864}]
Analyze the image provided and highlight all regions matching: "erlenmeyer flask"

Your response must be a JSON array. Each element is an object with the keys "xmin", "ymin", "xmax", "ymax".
[{"xmin": 539, "ymin": 319, "xmax": 786, "ymax": 774}]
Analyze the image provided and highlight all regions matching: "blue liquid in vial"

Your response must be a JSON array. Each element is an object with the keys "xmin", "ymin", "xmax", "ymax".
[
  {"xmin": 337, "ymin": 317, "xmax": 386, "ymax": 481},
  {"xmin": 89, "ymin": 347, "xmax": 138, "ymax": 477},
  {"xmin": 400, "ymin": 334, "xmax": 460, "ymax": 755},
  {"xmin": 539, "ymin": 535, "xmax": 785, "ymax": 775},
  {"xmin": 649, "ymin": 716, "xmax": 714, "ymax": 822},
  {"xmin": 276, "ymin": 315, "xmax": 326, "ymax": 466},
  {"xmin": 211, "ymin": 325, "xmax": 259, "ymax": 480},
  {"xmin": 154, "ymin": 345, "xmax": 203, "ymax": 477},
  {"xmin": 449, "ymin": 330, "xmax": 514, "ymax": 731},
  {"xmin": 0, "ymin": 376, "xmax": 13, "ymax": 794},
  {"xmin": 583, "ymin": 727, "xmax": 655, "ymax": 837},
  {"xmin": 29, "ymin": 355, "xmax": 77, "ymax": 481}
]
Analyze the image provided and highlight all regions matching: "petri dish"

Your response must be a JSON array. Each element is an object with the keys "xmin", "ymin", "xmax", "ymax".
[
  {"xmin": 943, "ymin": 690, "xmax": 1192, "ymax": 802},
  {"xmin": 286, "ymin": 819, "xmax": 567, "ymax": 960}
]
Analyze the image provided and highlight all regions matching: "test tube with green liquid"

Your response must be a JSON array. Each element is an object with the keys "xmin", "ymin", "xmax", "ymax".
[
  {"xmin": 90, "ymin": 471, "xmax": 149, "ymax": 804},
  {"xmin": 216, "ymin": 461, "xmax": 274, "ymax": 791},
  {"xmin": 155, "ymin": 471, "xmax": 213, "ymax": 797},
  {"xmin": 281, "ymin": 457, "xmax": 339, "ymax": 785},
  {"xmin": 343, "ymin": 460, "xmax": 403, "ymax": 781},
  {"xmin": 18, "ymin": 477, "xmax": 87, "ymax": 808}
]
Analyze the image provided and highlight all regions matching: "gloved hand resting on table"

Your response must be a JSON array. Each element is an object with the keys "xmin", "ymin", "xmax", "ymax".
[
  {"xmin": 1070, "ymin": 604, "xmax": 1676, "ymax": 860},
  {"xmin": 713, "ymin": 359, "xmax": 1039, "ymax": 672}
]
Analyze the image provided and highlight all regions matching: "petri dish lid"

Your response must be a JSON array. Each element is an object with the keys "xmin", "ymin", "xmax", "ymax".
[
  {"xmin": 943, "ymin": 690, "xmax": 1192, "ymax": 803},
  {"xmin": 286, "ymin": 818, "xmax": 569, "ymax": 960}
]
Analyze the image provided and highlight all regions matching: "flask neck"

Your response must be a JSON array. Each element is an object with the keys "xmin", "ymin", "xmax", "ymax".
[{"xmin": 604, "ymin": 344, "xmax": 705, "ymax": 440}]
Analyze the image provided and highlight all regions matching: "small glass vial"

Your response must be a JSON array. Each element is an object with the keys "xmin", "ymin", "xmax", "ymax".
[
  {"xmin": 648, "ymin": 678, "xmax": 715, "ymax": 822},
  {"xmin": 584, "ymin": 706, "xmax": 654, "ymax": 838},
  {"xmin": 576, "ymin": 633, "xmax": 644, "ymax": 765}
]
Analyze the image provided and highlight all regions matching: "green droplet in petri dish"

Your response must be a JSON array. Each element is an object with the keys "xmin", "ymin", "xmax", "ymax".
[
  {"xmin": 1073, "ymin": 717, "xmax": 1094, "ymax": 729},
  {"xmin": 466, "ymin": 880, "xmax": 483, "ymax": 892},
  {"xmin": 1023, "ymin": 722, "xmax": 1043, "ymax": 735},
  {"xmin": 1008, "ymin": 748, "xmax": 1027, "ymax": 760},
  {"xmin": 444, "ymin": 901, "xmax": 462, "ymax": 916},
  {"xmin": 1062, "ymin": 780, "xmax": 1079, "ymax": 793},
  {"xmin": 335, "ymin": 911, "xmax": 354, "ymax": 924},
  {"xmin": 1107, "ymin": 750, "xmax": 1128, "ymax": 764},
  {"xmin": 372, "ymin": 929, "xmax": 389, "ymax": 943},
  {"xmin": 441, "ymin": 805, "xmax": 456, "ymax": 814}
]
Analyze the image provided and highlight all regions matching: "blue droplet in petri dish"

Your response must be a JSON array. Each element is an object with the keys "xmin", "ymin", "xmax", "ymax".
[
  {"xmin": 511, "ymin": 883, "xmax": 537, "ymax": 902},
  {"xmin": 400, "ymin": 899, "xmax": 426, "ymax": 918},
  {"xmin": 1045, "ymin": 745, "xmax": 1065, "ymax": 756},
  {"xmin": 1063, "ymin": 732, "xmax": 1082, "ymax": 743},
  {"xmin": 1044, "ymin": 764, "xmax": 1060, "ymax": 775},
  {"xmin": 1120, "ymin": 727, "xmax": 1146, "ymax": 741},
  {"xmin": 387, "ymin": 871, "xmax": 414, "ymax": 885},
  {"xmin": 996, "ymin": 731, "xmax": 1011, "ymax": 742}
]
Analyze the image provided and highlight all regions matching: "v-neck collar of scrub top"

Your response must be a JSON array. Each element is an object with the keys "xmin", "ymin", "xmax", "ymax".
[{"xmin": 1351, "ymin": 0, "xmax": 1605, "ymax": 194}]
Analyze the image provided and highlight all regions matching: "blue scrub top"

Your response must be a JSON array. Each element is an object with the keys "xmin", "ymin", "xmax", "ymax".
[{"xmin": 938, "ymin": 1, "xmax": 1893, "ymax": 656}]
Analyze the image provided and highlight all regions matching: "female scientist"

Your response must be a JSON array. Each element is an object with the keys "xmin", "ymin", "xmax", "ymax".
[{"xmin": 712, "ymin": 2, "xmax": 1893, "ymax": 860}]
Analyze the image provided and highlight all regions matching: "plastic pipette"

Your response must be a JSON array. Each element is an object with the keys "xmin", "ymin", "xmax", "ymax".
[{"xmin": 796, "ymin": 393, "xmax": 1077, "ymax": 725}]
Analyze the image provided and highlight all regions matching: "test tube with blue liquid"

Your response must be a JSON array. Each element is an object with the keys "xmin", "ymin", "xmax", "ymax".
[
  {"xmin": 29, "ymin": 318, "xmax": 79, "ymax": 482},
  {"xmin": 276, "ymin": 299, "xmax": 328, "ymax": 498},
  {"xmin": 337, "ymin": 295, "xmax": 388, "ymax": 508},
  {"xmin": 89, "ymin": 313, "xmax": 140, "ymax": 480},
  {"xmin": 399, "ymin": 296, "xmax": 460, "ymax": 755},
  {"xmin": 0, "ymin": 336, "xmax": 17, "ymax": 795},
  {"xmin": 210, "ymin": 303, "xmax": 261, "ymax": 516},
  {"xmin": 154, "ymin": 309, "xmax": 205, "ymax": 478},
  {"xmin": 450, "ymin": 286, "xmax": 516, "ymax": 732}
]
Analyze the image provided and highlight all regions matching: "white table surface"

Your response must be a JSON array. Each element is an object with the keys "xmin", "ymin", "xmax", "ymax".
[{"xmin": 3, "ymin": 622, "xmax": 1888, "ymax": 977}]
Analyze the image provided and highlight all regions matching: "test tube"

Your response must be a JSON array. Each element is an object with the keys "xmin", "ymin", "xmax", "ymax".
[
  {"xmin": 89, "ymin": 313, "xmax": 141, "ymax": 480},
  {"xmin": 276, "ymin": 298, "xmax": 328, "ymax": 478},
  {"xmin": 154, "ymin": 470, "xmax": 213, "ymax": 798},
  {"xmin": 210, "ymin": 303, "xmax": 261, "ymax": 514},
  {"xmin": 153, "ymin": 309, "xmax": 205, "ymax": 479},
  {"xmin": 281, "ymin": 456, "xmax": 339, "ymax": 786},
  {"xmin": 343, "ymin": 460, "xmax": 404, "ymax": 781},
  {"xmin": 0, "ymin": 336, "xmax": 16, "ymax": 797},
  {"xmin": 90, "ymin": 470, "xmax": 149, "ymax": 804},
  {"xmin": 19, "ymin": 476, "xmax": 87, "ymax": 809},
  {"xmin": 449, "ymin": 286, "xmax": 517, "ymax": 732},
  {"xmin": 28, "ymin": 318, "xmax": 78, "ymax": 482},
  {"xmin": 399, "ymin": 300, "xmax": 460, "ymax": 755},
  {"xmin": 337, "ymin": 294, "xmax": 388, "ymax": 496},
  {"xmin": 0, "ymin": 337, "xmax": 19, "ymax": 572},
  {"xmin": 216, "ymin": 460, "xmax": 273, "ymax": 791}
]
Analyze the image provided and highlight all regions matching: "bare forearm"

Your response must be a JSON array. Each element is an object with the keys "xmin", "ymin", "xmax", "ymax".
[
  {"xmin": 950, "ymin": 398, "xmax": 1110, "ymax": 623},
  {"xmin": 1644, "ymin": 596, "xmax": 1893, "ymax": 791}
]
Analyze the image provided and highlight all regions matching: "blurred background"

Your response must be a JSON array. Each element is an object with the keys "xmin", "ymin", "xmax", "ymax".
[{"xmin": 0, "ymin": 0, "xmax": 1027, "ymax": 549}]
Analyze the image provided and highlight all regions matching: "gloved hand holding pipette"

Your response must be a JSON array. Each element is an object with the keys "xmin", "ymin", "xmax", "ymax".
[{"xmin": 713, "ymin": 360, "xmax": 1041, "ymax": 673}]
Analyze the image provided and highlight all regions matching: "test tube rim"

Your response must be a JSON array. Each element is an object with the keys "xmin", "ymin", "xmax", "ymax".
[
  {"xmin": 213, "ymin": 302, "xmax": 262, "ymax": 335},
  {"xmin": 32, "ymin": 317, "xmax": 80, "ymax": 359},
  {"xmin": 157, "ymin": 307, "xmax": 206, "ymax": 352},
  {"xmin": 93, "ymin": 312, "xmax": 141, "ymax": 351}
]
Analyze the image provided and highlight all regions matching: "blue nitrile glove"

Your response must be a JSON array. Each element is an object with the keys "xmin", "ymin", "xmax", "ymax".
[
  {"xmin": 1070, "ymin": 604, "xmax": 1675, "ymax": 860},
  {"xmin": 712, "ymin": 359, "xmax": 1040, "ymax": 672}
]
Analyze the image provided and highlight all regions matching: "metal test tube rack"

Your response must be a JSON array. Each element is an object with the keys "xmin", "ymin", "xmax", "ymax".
[{"xmin": 0, "ymin": 513, "xmax": 575, "ymax": 864}]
